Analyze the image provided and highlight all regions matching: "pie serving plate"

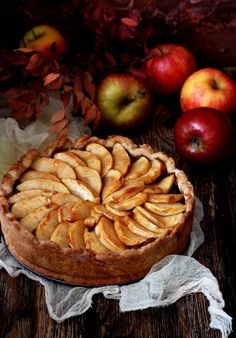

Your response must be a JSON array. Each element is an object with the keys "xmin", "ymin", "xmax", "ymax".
[{"xmin": 0, "ymin": 135, "xmax": 194, "ymax": 286}]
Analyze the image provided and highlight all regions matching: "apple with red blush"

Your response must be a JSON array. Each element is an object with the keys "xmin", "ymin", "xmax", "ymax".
[
  {"xmin": 174, "ymin": 107, "xmax": 234, "ymax": 164},
  {"xmin": 145, "ymin": 44, "xmax": 197, "ymax": 96},
  {"xmin": 180, "ymin": 68, "xmax": 236, "ymax": 116},
  {"xmin": 96, "ymin": 74, "xmax": 152, "ymax": 130},
  {"xmin": 20, "ymin": 25, "xmax": 68, "ymax": 59}
]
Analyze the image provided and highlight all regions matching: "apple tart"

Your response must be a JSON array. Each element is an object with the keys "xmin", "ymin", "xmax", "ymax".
[{"xmin": 0, "ymin": 135, "xmax": 194, "ymax": 285}]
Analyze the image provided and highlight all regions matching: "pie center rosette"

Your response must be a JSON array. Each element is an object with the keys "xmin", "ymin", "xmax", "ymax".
[{"xmin": 0, "ymin": 135, "xmax": 195, "ymax": 285}]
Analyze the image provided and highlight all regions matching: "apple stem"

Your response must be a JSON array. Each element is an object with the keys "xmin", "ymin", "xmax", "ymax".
[
  {"xmin": 212, "ymin": 79, "xmax": 219, "ymax": 90},
  {"xmin": 157, "ymin": 46, "xmax": 164, "ymax": 56}
]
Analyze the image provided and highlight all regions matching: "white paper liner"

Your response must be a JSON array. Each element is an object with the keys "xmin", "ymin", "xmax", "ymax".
[{"xmin": 0, "ymin": 100, "xmax": 233, "ymax": 337}]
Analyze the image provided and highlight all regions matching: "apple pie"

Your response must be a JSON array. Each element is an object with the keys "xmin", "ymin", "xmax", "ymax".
[{"xmin": 0, "ymin": 135, "xmax": 194, "ymax": 285}]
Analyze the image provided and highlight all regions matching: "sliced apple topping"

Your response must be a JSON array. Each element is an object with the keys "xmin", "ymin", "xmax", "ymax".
[
  {"xmin": 126, "ymin": 217, "xmax": 158, "ymax": 238},
  {"xmin": 16, "ymin": 179, "xmax": 69, "ymax": 193},
  {"xmin": 104, "ymin": 180, "xmax": 145, "ymax": 204},
  {"xmin": 84, "ymin": 228, "xmax": 110, "ymax": 254},
  {"xmin": 156, "ymin": 213, "xmax": 184, "ymax": 228},
  {"xmin": 147, "ymin": 193, "xmax": 184, "ymax": 203},
  {"xmin": 114, "ymin": 220, "xmax": 148, "ymax": 246},
  {"xmin": 62, "ymin": 179, "xmax": 99, "ymax": 203},
  {"xmin": 86, "ymin": 143, "xmax": 113, "ymax": 177},
  {"xmin": 111, "ymin": 192, "xmax": 148, "ymax": 211},
  {"xmin": 50, "ymin": 222, "xmax": 71, "ymax": 248},
  {"xmin": 102, "ymin": 169, "xmax": 124, "ymax": 202},
  {"xmin": 36, "ymin": 209, "xmax": 59, "ymax": 241},
  {"xmin": 21, "ymin": 205, "xmax": 58, "ymax": 231},
  {"xmin": 54, "ymin": 151, "xmax": 86, "ymax": 168},
  {"xmin": 31, "ymin": 157, "xmax": 76, "ymax": 179},
  {"xmin": 105, "ymin": 203, "xmax": 131, "ymax": 217},
  {"xmin": 134, "ymin": 159, "xmax": 164, "ymax": 184},
  {"xmin": 20, "ymin": 170, "xmax": 60, "ymax": 182},
  {"xmin": 11, "ymin": 195, "xmax": 49, "ymax": 218},
  {"xmin": 144, "ymin": 202, "xmax": 186, "ymax": 216},
  {"xmin": 67, "ymin": 220, "xmax": 85, "ymax": 249},
  {"xmin": 125, "ymin": 156, "xmax": 151, "ymax": 181},
  {"xmin": 9, "ymin": 189, "xmax": 53, "ymax": 204},
  {"xmin": 50, "ymin": 192, "xmax": 81, "ymax": 205},
  {"xmin": 57, "ymin": 202, "xmax": 76, "ymax": 222},
  {"xmin": 112, "ymin": 143, "xmax": 131, "ymax": 176},
  {"xmin": 94, "ymin": 216, "xmax": 127, "ymax": 253},
  {"xmin": 70, "ymin": 149, "xmax": 101, "ymax": 174},
  {"xmin": 75, "ymin": 165, "xmax": 102, "ymax": 195},
  {"xmin": 152, "ymin": 174, "xmax": 176, "ymax": 193},
  {"xmin": 92, "ymin": 204, "xmax": 127, "ymax": 223},
  {"xmin": 71, "ymin": 201, "xmax": 95, "ymax": 220},
  {"xmin": 133, "ymin": 207, "xmax": 167, "ymax": 234}
]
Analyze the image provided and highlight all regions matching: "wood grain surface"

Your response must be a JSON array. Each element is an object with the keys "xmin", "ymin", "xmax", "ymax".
[{"xmin": 0, "ymin": 100, "xmax": 235, "ymax": 338}]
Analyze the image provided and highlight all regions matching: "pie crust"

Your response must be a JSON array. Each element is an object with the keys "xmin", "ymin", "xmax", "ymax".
[{"xmin": 0, "ymin": 135, "xmax": 195, "ymax": 285}]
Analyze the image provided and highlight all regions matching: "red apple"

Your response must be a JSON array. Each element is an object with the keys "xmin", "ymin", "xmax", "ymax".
[
  {"xmin": 19, "ymin": 25, "xmax": 68, "ymax": 59},
  {"xmin": 180, "ymin": 68, "xmax": 236, "ymax": 116},
  {"xmin": 97, "ymin": 74, "xmax": 152, "ymax": 130},
  {"xmin": 145, "ymin": 44, "xmax": 197, "ymax": 96},
  {"xmin": 174, "ymin": 107, "xmax": 234, "ymax": 164}
]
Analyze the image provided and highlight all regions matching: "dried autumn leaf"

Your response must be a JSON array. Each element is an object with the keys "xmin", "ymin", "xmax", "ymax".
[
  {"xmin": 93, "ymin": 110, "xmax": 102, "ymax": 131},
  {"xmin": 58, "ymin": 125, "xmax": 68, "ymax": 139},
  {"xmin": 44, "ymin": 73, "xmax": 61, "ymax": 86},
  {"xmin": 48, "ymin": 118, "xmax": 67, "ymax": 133},
  {"xmin": 25, "ymin": 54, "xmax": 43, "ymax": 71},
  {"xmin": 74, "ymin": 77, "xmax": 82, "ymax": 92},
  {"xmin": 121, "ymin": 17, "xmax": 139, "ymax": 27},
  {"xmin": 51, "ymin": 110, "xmax": 65, "ymax": 124},
  {"xmin": 85, "ymin": 105, "xmax": 97, "ymax": 125},
  {"xmin": 61, "ymin": 91, "xmax": 71, "ymax": 108},
  {"xmin": 83, "ymin": 80, "xmax": 95, "ymax": 101},
  {"xmin": 83, "ymin": 71, "xmax": 93, "ymax": 82},
  {"xmin": 81, "ymin": 97, "xmax": 91, "ymax": 115},
  {"xmin": 105, "ymin": 53, "xmax": 117, "ymax": 66}
]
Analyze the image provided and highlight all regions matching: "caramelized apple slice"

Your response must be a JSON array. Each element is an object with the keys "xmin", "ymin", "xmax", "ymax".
[
  {"xmin": 125, "ymin": 156, "xmax": 151, "ymax": 181},
  {"xmin": 133, "ymin": 207, "xmax": 167, "ymax": 234},
  {"xmin": 134, "ymin": 159, "xmax": 164, "ymax": 184},
  {"xmin": 105, "ymin": 203, "xmax": 131, "ymax": 217},
  {"xmin": 31, "ymin": 157, "xmax": 76, "ymax": 179},
  {"xmin": 156, "ymin": 213, "xmax": 184, "ymax": 228},
  {"xmin": 20, "ymin": 205, "xmax": 58, "ymax": 231},
  {"xmin": 134, "ymin": 206, "xmax": 166, "ymax": 226},
  {"xmin": 16, "ymin": 179, "xmax": 69, "ymax": 193},
  {"xmin": 84, "ymin": 229, "xmax": 110, "ymax": 254},
  {"xmin": 11, "ymin": 195, "xmax": 48, "ymax": 218},
  {"xmin": 62, "ymin": 179, "xmax": 99, "ymax": 203},
  {"xmin": 104, "ymin": 180, "xmax": 145, "ymax": 204},
  {"xmin": 114, "ymin": 220, "xmax": 148, "ymax": 246},
  {"xmin": 102, "ymin": 169, "xmax": 124, "ymax": 202},
  {"xmin": 147, "ymin": 193, "xmax": 184, "ymax": 203},
  {"xmin": 86, "ymin": 143, "xmax": 113, "ymax": 177},
  {"xmin": 94, "ymin": 216, "xmax": 127, "ymax": 253},
  {"xmin": 75, "ymin": 165, "xmax": 102, "ymax": 194},
  {"xmin": 50, "ymin": 222, "xmax": 71, "ymax": 248},
  {"xmin": 111, "ymin": 192, "xmax": 148, "ymax": 211},
  {"xmin": 67, "ymin": 220, "xmax": 85, "ymax": 249},
  {"xmin": 144, "ymin": 202, "xmax": 186, "ymax": 216},
  {"xmin": 92, "ymin": 204, "xmax": 126, "ymax": 223},
  {"xmin": 153, "ymin": 174, "xmax": 175, "ymax": 193},
  {"xmin": 20, "ymin": 170, "xmax": 60, "ymax": 182},
  {"xmin": 112, "ymin": 143, "xmax": 131, "ymax": 176},
  {"xmin": 50, "ymin": 192, "xmax": 81, "ymax": 205},
  {"xmin": 36, "ymin": 209, "xmax": 59, "ymax": 241},
  {"xmin": 71, "ymin": 201, "xmax": 94, "ymax": 220},
  {"xmin": 70, "ymin": 149, "xmax": 101, "ymax": 174},
  {"xmin": 126, "ymin": 217, "xmax": 158, "ymax": 238},
  {"xmin": 57, "ymin": 202, "xmax": 76, "ymax": 222},
  {"xmin": 9, "ymin": 190, "xmax": 53, "ymax": 204},
  {"xmin": 54, "ymin": 151, "xmax": 86, "ymax": 168}
]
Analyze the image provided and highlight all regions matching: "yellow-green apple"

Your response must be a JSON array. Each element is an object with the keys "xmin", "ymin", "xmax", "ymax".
[
  {"xmin": 180, "ymin": 68, "xmax": 236, "ymax": 116},
  {"xmin": 174, "ymin": 107, "xmax": 234, "ymax": 164},
  {"xmin": 97, "ymin": 74, "xmax": 152, "ymax": 130},
  {"xmin": 19, "ymin": 25, "xmax": 68, "ymax": 59},
  {"xmin": 145, "ymin": 44, "xmax": 196, "ymax": 96}
]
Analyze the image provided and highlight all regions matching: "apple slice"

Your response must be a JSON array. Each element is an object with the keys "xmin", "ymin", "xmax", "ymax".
[
  {"xmin": 16, "ymin": 179, "xmax": 69, "ymax": 193},
  {"xmin": 104, "ymin": 203, "xmax": 131, "ymax": 217},
  {"xmin": 9, "ymin": 189, "xmax": 53, "ymax": 204},
  {"xmin": 20, "ymin": 170, "xmax": 60, "ymax": 182},
  {"xmin": 67, "ymin": 220, "xmax": 85, "ymax": 249},
  {"xmin": 125, "ymin": 156, "xmax": 151, "ymax": 181},
  {"xmin": 102, "ymin": 169, "xmax": 124, "ymax": 202},
  {"xmin": 50, "ymin": 192, "xmax": 81, "ymax": 205},
  {"xmin": 54, "ymin": 151, "xmax": 86, "ymax": 168},
  {"xmin": 144, "ymin": 202, "xmax": 186, "ymax": 216},
  {"xmin": 70, "ymin": 149, "xmax": 101, "ymax": 174},
  {"xmin": 31, "ymin": 157, "xmax": 76, "ymax": 179},
  {"xmin": 11, "ymin": 195, "xmax": 48, "ymax": 218},
  {"xmin": 156, "ymin": 213, "xmax": 184, "ymax": 228},
  {"xmin": 62, "ymin": 179, "xmax": 100, "ymax": 203},
  {"xmin": 57, "ymin": 202, "xmax": 76, "ymax": 222},
  {"xmin": 112, "ymin": 143, "xmax": 131, "ymax": 176},
  {"xmin": 133, "ymin": 207, "xmax": 167, "ymax": 234},
  {"xmin": 149, "ymin": 174, "xmax": 176, "ymax": 193},
  {"xmin": 71, "ymin": 201, "xmax": 94, "ymax": 220},
  {"xmin": 114, "ymin": 220, "xmax": 148, "ymax": 246},
  {"xmin": 36, "ymin": 209, "xmax": 59, "ymax": 241},
  {"xmin": 92, "ymin": 204, "xmax": 127, "ymax": 223},
  {"xmin": 20, "ymin": 205, "xmax": 58, "ymax": 231},
  {"xmin": 135, "ymin": 159, "xmax": 164, "ymax": 184},
  {"xmin": 94, "ymin": 216, "xmax": 127, "ymax": 253},
  {"xmin": 86, "ymin": 143, "xmax": 113, "ymax": 177},
  {"xmin": 75, "ymin": 165, "xmax": 102, "ymax": 195},
  {"xmin": 104, "ymin": 180, "xmax": 145, "ymax": 204},
  {"xmin": 147, "ymin": 193, "xmax": 184, "ymax": 203},
  {"xmin": 84, "ymin": 229, "xmax": 110, "ymax": 254},
  {"xmin": 111, "ymin": 192, "xmax": 148, "ymax": 211},
  {"xmin": 126, "ymin": 217, "xmax": 158, "ymax": 238},
  {"xmin": 50, "ymin": 222, "xmax": 71, "ymax": 248}
]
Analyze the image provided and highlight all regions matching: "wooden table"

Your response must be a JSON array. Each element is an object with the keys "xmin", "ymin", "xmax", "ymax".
[{"xmin": 0, "ymin": 101, "xmax": 235, "ymax": 338}]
